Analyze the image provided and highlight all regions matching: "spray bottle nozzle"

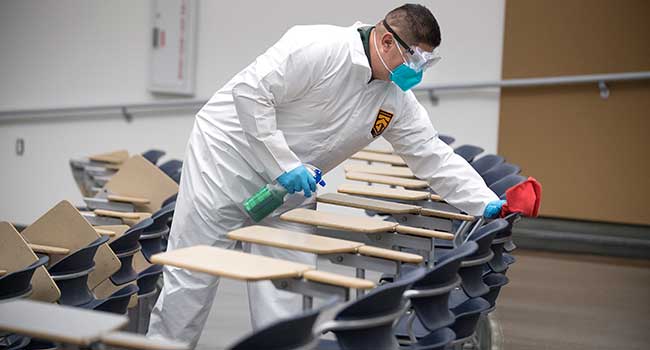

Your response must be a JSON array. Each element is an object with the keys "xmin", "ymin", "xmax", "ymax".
[{"xmin": 313, "ymin": 168, "xmax": 326, "ymax": 187}]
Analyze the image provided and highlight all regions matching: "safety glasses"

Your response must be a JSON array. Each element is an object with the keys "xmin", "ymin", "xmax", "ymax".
[{"xmin": 383, "ymin": 19, "xmax": 441, "ymax": 72}]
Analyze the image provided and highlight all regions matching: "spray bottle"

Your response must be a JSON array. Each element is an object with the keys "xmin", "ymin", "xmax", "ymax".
[{"xmin": 242, "ymin": 165, "xmax": 326, "ymax": 222}]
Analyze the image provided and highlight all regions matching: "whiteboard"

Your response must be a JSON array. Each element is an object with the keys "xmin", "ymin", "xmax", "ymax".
[{"xmin": 149, "ymin": 0, "xmax": 198, "ymax": 96}]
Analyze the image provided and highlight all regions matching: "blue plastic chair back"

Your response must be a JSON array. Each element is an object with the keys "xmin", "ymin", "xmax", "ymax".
[
  {"xmin": 408, "ymin": 242, "xmax": 478, "ymax": 331},
  {"xmin": 438, "ymin": 134, "xmax": 455, "ymax": 145},
  {"xmin": 230, "ymin": 304, "xmax": 323, "ymax": 350},
  {"xmin": 467, "ymin": 220, "xmax": 508, "ymax": 258},
  {"xmin": 141, "ymin": 149, "xmax": 165, "ymax": 165},
  {"xmin": 48, "ymin": 236, "xmax": 109, "ymax": 276},
  {"xmin": 450, "ymin": 297, "xmax": 491, "ymax": 340},
  {"xmin": 90, "ymin": 284, "xmax": 139, "ymax": 314},
  {"xmin": 415, "ymin": 327, "xmax": 456, "ymax": 350},
  {"xmin": 0, "ymin": 256, "xmax": 49, "ymax": 300},
  {"xmin": 110, "ymin": 218, "xmax": 153, "ymax": 254},
  {"xmin": 471, "ymin": 154, "xmax": 505, "ymax": 175},
  {"xmin": 454, "ymin": 145, "xmax": 484, "ymax": 163},
  {"xmin": 482, "ymin": 163, "xmax": 521, "ymax": 187},
  {"xmin": 158, "ymin": 159, "xmax": 183, "ymax": 178},
  {"xmin": 489, "ymin": 174, "xmax": 527, "ymax": 199},
  {"xmin": 136, "ymin": 265, "xmax": 163, "ymax": 296}
]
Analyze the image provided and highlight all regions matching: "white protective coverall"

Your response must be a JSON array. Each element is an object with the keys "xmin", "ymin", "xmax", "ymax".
[{"xmin": 148, "ymin": 22, "xmax": 498, "ymax": 347}]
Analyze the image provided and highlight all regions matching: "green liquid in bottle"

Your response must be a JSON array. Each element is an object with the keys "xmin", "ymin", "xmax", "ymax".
[{"xmin": 242, "ymin": 184, "xmax": 287, "ymax": 222}]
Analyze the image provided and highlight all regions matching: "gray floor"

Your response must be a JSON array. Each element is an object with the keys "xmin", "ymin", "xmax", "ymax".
[{"xmin": 193, "ymin": 250, "xmax": 650, "ymax": 350}]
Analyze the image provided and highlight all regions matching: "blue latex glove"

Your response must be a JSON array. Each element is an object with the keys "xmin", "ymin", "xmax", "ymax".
[
  {"xmin": 276, "ymin": 165, "xmax": 317, "ymax": 197},
  {"xmin": 483, "ymin": 200, "xmax": 506, "ymax": 218}
]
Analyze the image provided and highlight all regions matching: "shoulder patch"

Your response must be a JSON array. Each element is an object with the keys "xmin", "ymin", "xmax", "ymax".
[{"xmin": 371, "ymin": 109, "xmax": 394, "ymax": 138}]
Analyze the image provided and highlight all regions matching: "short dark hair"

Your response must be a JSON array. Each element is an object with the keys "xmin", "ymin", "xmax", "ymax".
[{"xmin": 384, "ymin": 4, "xmax": 441, "ymax": 48}]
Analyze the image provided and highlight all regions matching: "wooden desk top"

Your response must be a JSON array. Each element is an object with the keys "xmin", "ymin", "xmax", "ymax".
[
  {"xmin": 227, "ymin": 226, "xmax": 362, "ymax": 254},
  {"xmin": 419, "ymin": 208, "xmax": 474, "ymax": 221},
  {"xmin": 356, "ymin": 246, "xmax": 423, "ymax": 264},
  {"xmin": 151, "ymin": 246, "xmax": 313, "ymax": 281},
  {"xmin": 350, "ymin": 151, "xmax": 407, "ymax": 166},
  {"xmin": 302, "ymin": 270, "xmax": 375, "ymax": 290},
  {"xmin": 345, "ymin": 172, "xmax": 429, "ymax": 189},
  {"xmin": 344, "ymin": 164, "xmax": 415, "ymax": 178},
  {"xmin": 0, "ymin": 300, "xmax": 127, "ymax": 346},
  {"xmin": 317, "ymin": 193, "xmax": 420, "ymax": 215},
  {"xmin": 280, "ymin": 208, "xmax": 398, "ymax": 234},
  {"xmin": 361, "ymin": 146, "xmax": 395, "ymax": 154},
  {"xmin": 338, "ymin": 183, "xmax": 431, "ymax": 201},
  {"xmin": 107, "ymin": 194, "xmax": 150, "ymax": 205}
]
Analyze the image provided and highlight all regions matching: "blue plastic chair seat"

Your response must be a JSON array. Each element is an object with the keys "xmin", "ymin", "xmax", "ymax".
[
  {"xmin": 137, "ymin": 265, "xmax": 163, "ymax": 296},
  {"xmin": 0, "ymin": 256, "xmax": 49, "ymax": 301},
  {"xmin": 482, "ymin": 273, "xmax": 509, "ymax": 311},
  {"xmin": 231, "ymin": 303, "xmax": 323, "ymax": 350},
  {"xmin": 450, "ymin": 298, "xmax": 491, "ymax": 340},
  {"xmin": 82, "ymin": 284, "xmax": 139, "ymax": 315}
]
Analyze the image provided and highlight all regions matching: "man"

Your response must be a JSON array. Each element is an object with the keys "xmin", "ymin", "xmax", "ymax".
[{"xmin": 148, "ymin": 4, "xmax": 502, "ymax": 347}]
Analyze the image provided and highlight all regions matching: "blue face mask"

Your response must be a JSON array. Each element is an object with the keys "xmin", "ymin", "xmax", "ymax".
[
  {"xmin": 373, "ymin": 30, "xmax": 423, "ymax": 91},
  {"xmin": 390, "ymin": 64, "xmax": 423, "ymax": 91}
]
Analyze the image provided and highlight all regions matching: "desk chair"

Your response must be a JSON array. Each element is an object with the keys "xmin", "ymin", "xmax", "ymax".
[
  {"xmin": 48, "ymin": 236, "xmax": 109, "ymax": 307},
  {"xmin": 158, "ymin": 159, "xmax": 183, "ymax": 179},
  {"xmin": 489, "ymin": 174, "xmax": 527, "ymax": 199},
  {"xmin": 471, "ymin": 154, "xmax": 505, "ymax": 175},
  {"xmin": 280, "ymin": 208, "xmax": 454, "ymax": 264},
  {"xmin": 141, "ymin": 149, "xmax": 166, "ymax": 165},
  {"xmin": 0, "ymin": 256, "xmax": 49, "ymax": 301},
  {"xmin": 438, "ymin": 135, "xmax": 455, "ymax": 145},
  {"xmin": 230, "ymin": 302, "xmax": 328, "ymax": 350},
  {"xmin": 152, "ymin": 246, "xmax": 375, "ymax": 311},
  {"xmin": 481, "ymin": 163, "xmax": 521, "ymax": 187},
  {"xmin": 317, "ymin": 267, "xmax": 427, "ymax": 350},
  {"xmin": 395, "ymin": 242, "xmax": 479, "ymax": 343},
  {"xmin": 453, "ymin": 145, "xmax": 484, "ymax": 163}
]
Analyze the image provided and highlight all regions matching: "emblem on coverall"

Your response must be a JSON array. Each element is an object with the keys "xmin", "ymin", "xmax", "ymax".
[{"xmin": 371, "ymin": 109, "xmax": 394, "ymax": 137}]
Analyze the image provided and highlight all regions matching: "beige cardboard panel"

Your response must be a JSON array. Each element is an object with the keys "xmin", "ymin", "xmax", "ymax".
[
  {"xmin": 89, "ymin": 150, "xmax": 129, "ymax": 164},
  {"xmin": 105, "ymin": 155, "xmax": 178, "ymax": 213},
  {"xmin": 21, "ymin": 201, "xmax": 120, "ymax": 289},
  {"xmin": 132, "ymin": 251, "xmax": 153, "ymax": 274},
  {"xmin": 93, "ymin": 278, "xmax": 138, "ymax": 300},
  {"xmin": 0, "ymin": 222, "xmax": 60, "ymax": 302}
]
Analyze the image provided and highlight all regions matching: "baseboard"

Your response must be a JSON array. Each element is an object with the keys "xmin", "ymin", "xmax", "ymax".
[{"xmin": 513, "ymin": 217, "xmax": 650, "ymax": 259}]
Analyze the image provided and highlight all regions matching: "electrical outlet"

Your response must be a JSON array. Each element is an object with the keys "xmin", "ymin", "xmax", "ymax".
[{"xmin": 16, "ymin": 138, "xmax": 25, "ymax": 156}]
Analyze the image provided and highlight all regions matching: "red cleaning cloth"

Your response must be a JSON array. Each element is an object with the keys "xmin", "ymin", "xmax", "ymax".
[{"xmin": 500, "ymin": 177, "xmax": 542, "ymax": 217}]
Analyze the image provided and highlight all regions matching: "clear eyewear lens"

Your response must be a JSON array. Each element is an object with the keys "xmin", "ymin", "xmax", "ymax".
[{"xmin": 407, "ymin": 47, "xmax": 441, "ymax": 72}]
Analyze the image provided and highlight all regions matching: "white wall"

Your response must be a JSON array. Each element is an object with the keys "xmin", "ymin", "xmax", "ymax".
[{"xmin": 0, "ymin": 0, "xmax": 504, "ymax": 224}]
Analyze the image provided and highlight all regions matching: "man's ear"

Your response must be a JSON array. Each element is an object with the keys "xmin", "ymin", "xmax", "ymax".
[{"xmin": 380, "ymin": 32, "xmax": 394, "ymax": 52}]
